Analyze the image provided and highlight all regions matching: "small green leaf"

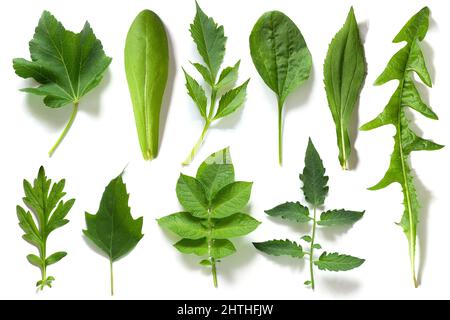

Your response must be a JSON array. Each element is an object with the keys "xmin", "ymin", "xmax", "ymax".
[
  {"xmin": 200, "ymin": 259, "xmax": 212, "ymax": 266},
  {"xmin": 183, "ymin": 69, "xmax": 208, "ymax": 119},
  {"xmin": 264, "ymin": 201, "xmax": 310, "ymax": 223},
  {"xmin": 214, "ymin": 79, "xmax": 249, "ymax": 120},
  {"xmin": 216, "ymin": 60, "xmax": 240, "ymax": 91},
  {"xmin": 176, "ymin": 174, "xmax": 208, "ymax": 218},
  {"xmin": 304, "ymin": 280, "xmax": 312, "ymax": 286},
  {"xmin": 211, "ymin": 181, "xmax": 253, "ymax": 218},
  {"xmin": 211, "ymin": 239, "xmax": 236, "ymax": 259},
  {"xmin": 314, "ymin": 252, "xmax": 365, "ymax": 271},
  {"xmin": 174, "ymin": 238, "xmax": 208, "ymax": 256},
  {"xmin": 212, "ymin": 213, "xmax": 260, "ymax": 239},
  {"xmin": 312, "ymin": 244, "xmax": 322, "ymax": 249},
  {"xmin": 300, "ymin": 139, "xmax": 329, "ymax": 207},
  {"xmin": 158, "ymin": 212, "xmax": 207, "ymax": 239},
  {"xmin": 301, "ymin": 235, "xmax": 312, "ymax": 243},
  {"xmin": 253, "ymin": 240, "xmax": 304, "ymax": 258},
  {"xmin": 318, "ymin": 209, "xmax": 364, "ymax": 226},
  {"xmin": 191, "ymin": 62, "xmax": 213, "ymax": 85},
  {"xmin": 27, "ymin": 254, "xmax": 44, "ymax": 269},
  {"xmin": 46, "ymin": 252, "xmax": 67, "ymax": 266}
]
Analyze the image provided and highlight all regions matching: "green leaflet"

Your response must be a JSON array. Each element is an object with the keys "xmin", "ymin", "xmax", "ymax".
[
  {"xmin": 13, "ymin": 11, "xmax": 111, "ymax": 156},
  {"xmin": 158, "ymin": 148, "xmax": 260, "ymax": 287},
  {"xmin": 182, "ymin": 3, "xmax": 250, "ymax": 165},
  {"xmin": 83, "ymin": 173, "xmax": 144, "ymax": 295},
  {"xmin": 249, "ymin": 11, "xmax": 312, "ymax": 165},
  {"xmin": 360, "ymin": 7, "xmax": 443, "ymax": 288},
  {"xmin": 254, "ymin": 139, "xmax": 364, "ymax": 290},
  {"xmin": 324, "ymin": 7, "xmax": 367, "ymax": 170},
  {"xmin": 16, "ymin": 167, "xmax": 74, "ymax": 290},
  {"xmin": 125, "ymin": 10, "xmax": 169, "ymax": 160}
]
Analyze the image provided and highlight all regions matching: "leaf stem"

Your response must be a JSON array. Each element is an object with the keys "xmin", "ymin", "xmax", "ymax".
[
  {"xmin": 110, "ymin": 259, "xmax": 114, "ymax": 296},
  {"xmin": 182, "ymin": 121, "xmax": 211, "ymax": 166},
  {"xmin": 308, "ymin": 207, "xmax": 317, "ymax": 290},
  {"xmin": 277, "ymin": 100, "xmax": 283, "ymax": 165},
  {"xmin": 48, "ymin": 102, "xmax": 78, "ymax": 157},
  {"xmin": 211, "ymin": 257, "xmax": 218, "ymax": 288},
  {"xmin": 340, "ymin": 121, "xmax": 348, "ymax": 170}
]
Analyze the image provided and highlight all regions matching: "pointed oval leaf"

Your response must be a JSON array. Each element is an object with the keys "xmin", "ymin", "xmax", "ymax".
[
  {"xmin": 253, "ymin": 240, "xmax": 304, "ymax": 258},
  {"xmin": 314, "ymin": 252, "xmax": 364, "ymax": 271},
  {"xmin": 318, "ymin": 209, "xmax": 364, "ymax": 226},
  {"xmin": 211, "ymin": 213, "xmax": 260, "ymax": 239},
  {"xmin": 211, "ymin": 181, "xmax": 253, "ymax": 218},
  {"xmin": 264, "ymin": 201, "xmax": 310, "ymax": 223},
  {"xmin": 158, "ymin": 212, "xmax": 207, "ymax": 240},
  {"xmin": 176, "ymin": 174, "xmax": 209, "ymax": 218}
]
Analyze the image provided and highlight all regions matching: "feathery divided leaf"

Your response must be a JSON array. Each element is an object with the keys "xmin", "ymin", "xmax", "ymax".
[
  {"xmin": 249, "ymin": 10, "xmax": 312, "ymax": 164},
  {"xmin": 17, "ymin": 167, "xmax": 74, "ymax": 290},
  {"xmin": 13, "ymin": 11, "xmax": 111, "ymax": 156},
  {"xmin": 360, "ymin": 6, "xmax": 442, "ymax": 287},
  {"xmin": 83, "ymin": 173, "xmax": 143, "ymax": 295},
  {"xmin": 324, "ymin": 7, "xmax": 367, "ymax": 170},
  {"xmin": 183, "ymin": 3, "xmax": 249, "ymax": 165},
  {"xmin": 159, "ymin": 148, "xmax": 259, "ymax": 287}
]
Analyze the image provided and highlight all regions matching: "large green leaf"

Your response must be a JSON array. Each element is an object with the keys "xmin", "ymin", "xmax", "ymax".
[
  {"xmin": 83, "ymin": 174, "xmax": 143, "ymax": 262},
  {"xmin": 300, "ymin": 139, "xmax": 329, "ymax": 207},
  {"xmin": 176, "ymin": 174, "xmax": 209, "ymax": 218},
  {"xmin": 211, "ymin": 213, "xmax": 260, "ymax": 239},
  {"xmin": 360, "ymin": 6, "xmax": 442, "ymax": 287},
  {"xmin": 158, "ymin": 212, "xmax": 207, "ymax": 240},
  {"xmin": 314, "ymin": 252, "xmax": 364, "ymax": 271},
  {"xmin": 174, "ymin": 238, "xmax": 208, "ymax": 256},
  {"xmin": 124, "ymin": 10, "xmax": 169, "ymax": 160},
  {"xmin": 211, "ymin": 181, "xmax": 253, "ymax": 218},
  {"xmin": 253, "ymin": 240, "xmax": 304, "ymax": 258},
  {"xmin": 264, "ymin": 201, "xmax": 310, "ymax": 223},
  {"xmin": 324, "ymin": 7, "xmax": 366, "ymax": 170}
]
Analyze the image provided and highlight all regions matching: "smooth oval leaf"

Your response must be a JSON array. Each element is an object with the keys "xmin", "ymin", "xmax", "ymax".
[
  {"xmin": 211, "ymin": 239, "xmax": 236, "ymax": 259},
  {"xmin": 174, "ymin": 238, "xmax": 208, "ymax": 256},
  {"xmin": 253, "ymin": 240, "xmax": 304, "ymax": 258},
  {"xmin": 249, "ymin": 11, "xmax": 312, "ymax": 105},
  {"xmin": 211, "ymin": 181, "xmax": 253, "ymax": 218},
  {"xmin": 212, "ymin": 213, "xmax": 260, "ymax": 239},
  {"xmin": 158, "ymin": 212, "xmax": 207, "ymax": 240},
  {"xmin": 318, "ymin": 209, "xmax": 364, "ymax": 226},
  {"xmin": 314, "ymin": 252, "xmax": 364, "ymax": 271},
  {"xmin": 46, "ymin": 251, "xmax": 67, "ymax": 266},
  {"xmin": 176, "ymin": 174, "xmax": 209, "ymax": 218},
  {"xmin": 265, "ymin": 201, "xmax": 310, "ymax": 223}
]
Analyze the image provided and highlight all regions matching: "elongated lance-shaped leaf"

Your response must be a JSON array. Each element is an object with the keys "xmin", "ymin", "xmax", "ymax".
[
  {"xmin": 125, "ymin": 10, "xmax": 169, "ymax": 160},
  {"xmin": 16, "ymin": 167, "xmax": 74, "ymax": 290},
  {"xmin": 13, "ymin": 11, "xmax": 111, "ymax": 156},
  {"xmin": 83, "ymin": 173, "xmax": 144, "ymax": 295},
  {"xmin": 360, "ymin": 7, "xmax": 443, "ymax": 287},
  {"xmin": 324, "ymin": 7, "xmax": 366, "ymax": 170}
]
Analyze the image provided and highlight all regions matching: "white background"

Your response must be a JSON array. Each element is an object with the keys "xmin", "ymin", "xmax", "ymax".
[{"xmin": 0, "ymin": 0, "xmax": 448, "ymax": 300}]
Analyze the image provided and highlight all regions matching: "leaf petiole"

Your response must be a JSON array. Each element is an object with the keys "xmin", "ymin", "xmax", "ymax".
[
  {"xmin": 277, "ymin": 100, "xmax": 283, "ymax": 165},
  {"xmin": 110, "ymin": 259, "xmax": 114, "ymax": 296},
  {"xmin": 48, "ymin": 103, "xmax": 78, "ymax": 157}
]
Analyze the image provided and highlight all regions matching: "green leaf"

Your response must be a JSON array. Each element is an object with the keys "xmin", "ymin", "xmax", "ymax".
[
  {"xmin": 13, "ymin": 11, "xmax": 111, "ymax": 155},
  {"xmin": 214, "ymin": 80, "xmax": 249, "ymax": 120},
  {"xmin": 124, "ymin": 10, "xmax": 169, "ymax": 160},
  {"xmin": 249, "ymin": 11, "xmax": 312, "ymax": 164},
  {"xmin": 211, "ymin": 239, "xmax": 236, "ymax": 259},
  {"xmin": 158, "ymin": 212, "xmax": 207, "ymax": 239},
  {"xmin": 301, "ymin": 235, "xmax": 312, "ymax": 243},
  {"xmin": 174, "ymin": 238, "xmax": 208, "ymax": 256},
  {"xmin": 264, "ymin": 201, "xmax": 310, "ymax": 223},
  {"xmin": 304, "ymin": 280, "xmax": 312, "ymax": 286},
  {"xmin": 211, "ymin": 181, "xmax": 253, "ymax": 218},
  {"xmin": 216, "ymin": 60, "xmax": 240, "ymax": 92},
  {"xmin": 324, "ymin": 7, "xmax": 367, "ymax": 170},
  {"xmin": 300, "ymin": 139, "xmax": 329, "ymax": 207},
  {"xmin": 199, "ymin": 259, "xmax": 212, "ymax": 266},
  {"xmin": 318, "ymin": 209, "xmax": 364, "ymax": 226},
  {"xmin": 360, "ymin": 6, "xmax": 442, "ymax": 287},
  {"xmin": 183, "ymin": 69, "xmax": 208, "ymax": 119},
  {"xmin": 212, "ymin": 213, "xmax": 260, "ymax": 239},
  {"xmin": 190, "ymin": 2, "xmax": 226, "ymax": 81},
  {"xmin": 83, "ymin": 174, "xmax": 143, "ymax": 262},
  {"xmin": 191, "ymin": 62, "xmax": 214, "ymax": 86},
  {"xmin": 312, "ymin": 244, "xmax": 322, "ymax": 249},
  {"xmin": 253, "ymin": 240, "xmax": 304, "ymax": 258},
  {"xmin": 176, "ymin": 174, "xmax": 209, "ymax": 218},
  {"xmin": 17, "ymin": 166, "xmax": 74, "ymax": 290},
  {"xmin": 314, "ymin": 252, "xmax": 364, "ymax": 271},
  {"xmin": 46, "ymin": 252, "xmax": 67, "ymax": 266},
  {"xmin": 196, "ymin": 147, "xmax": 235, "ymax": 200}
]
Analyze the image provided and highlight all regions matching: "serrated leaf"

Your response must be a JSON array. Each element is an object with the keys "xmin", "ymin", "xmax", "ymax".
[
  {"xmin": 264, "ymin": 201, "xmax": 310, "ymax": 223},
  {"xmin": 300, "ymin": 139, "xmax": 329, "ymax": 207},
  {"xmin": 174, "ymin": 238, "xmax": 208, "ymax": 256},
  {"xmin": 158, "ymin": 212, "xmax": 207, "ymax": 240},
  {"xmin": 183, "ymin": 69, "xmax": 208, "ymax": 119},
  {"xmin": 212, "ymin": 213, "xmax": 260, "ymax": 239},
  {"xmin": 360, "ymin": 6, "xmax": 442, "ymax": 287},
  {"xmin": 13, "ymin": 11, "xmax": 111, "ymax": 155},
  {"xmin": 318, "ymin": 209, "xmax": 364, "ymax": 226},
  {"xmin": 190, "ymin": 2, "xmax": 226, "ymax": 81},
  {"xmin": 196, "ymin": 147, "xmax": 235, "ymax": 200},
  {"xmin": 191, "ymin": 62, "xmax": 213, "ymax": 86},
  {"xmin": 211, "ymin": 181, "xmax": 253, "ymax": 218},
  {"xmin": 314, "ymin": 252, "xmax": 364, "ymax": 271},
  {"xmin": 83, "ymin": 174, "xmax": 143, "ymax": 262},
  {"xmin": 216, "ymin": 60, "xmax": 240, "ymax": 92},
  {"xmin": 253, "ymin": 240, "xmax": 304, "ymax": 258},
  {"xmin": 46, "ymin": 252, "xmax": 67, "ymax": 266},
  {"xmin": 214, "ymin": 80, "xmax": 249, "ymax": 120},
  {"xmin": 324, "ymin": 7, "xmax": 366, "ymax": 170},
  {"xmin": 176, "ymin": 174, "xmax": 209, "ymax": 218}
]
